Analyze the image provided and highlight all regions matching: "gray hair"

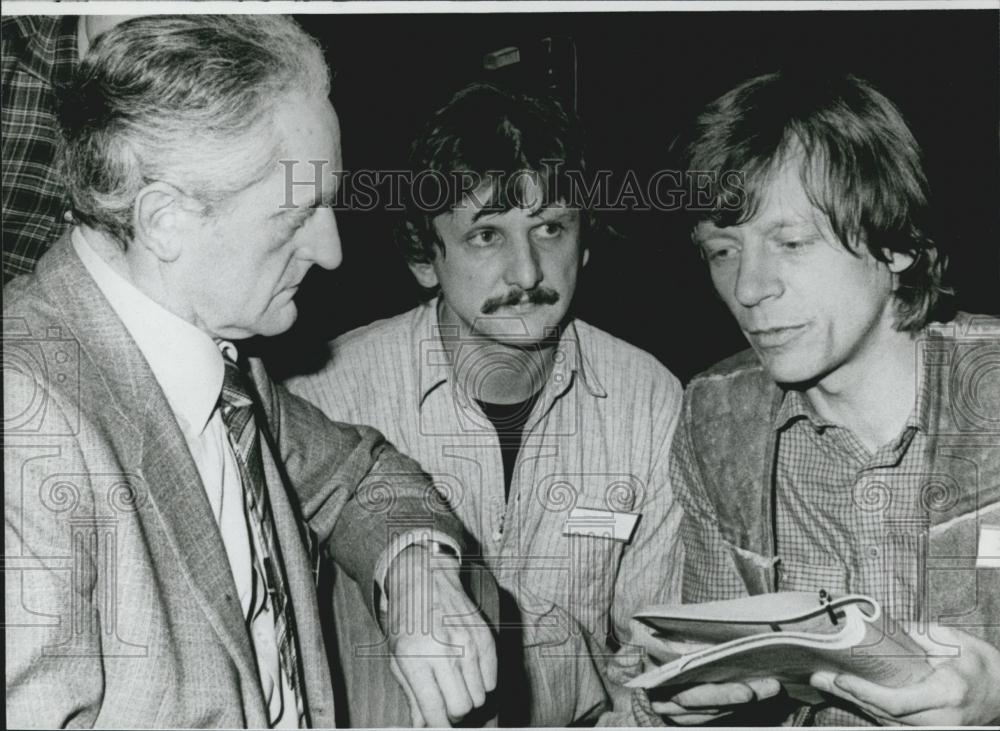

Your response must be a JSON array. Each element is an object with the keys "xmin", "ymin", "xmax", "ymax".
[{"xmin": 58, "ymin": 15, "xmax": 331, "ymax": 245}]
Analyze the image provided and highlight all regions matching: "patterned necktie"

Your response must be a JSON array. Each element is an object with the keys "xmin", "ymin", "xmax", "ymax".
[{"xmin": 219, "ymin": 354, "xmax": 305, "ymax": 724}]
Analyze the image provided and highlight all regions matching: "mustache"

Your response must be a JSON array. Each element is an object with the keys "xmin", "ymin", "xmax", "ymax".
[{"xmin": 481, "ymin": 287, "xmax": 561, "ymax": 314}]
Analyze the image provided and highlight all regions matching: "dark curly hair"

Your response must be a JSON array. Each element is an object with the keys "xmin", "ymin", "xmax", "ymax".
[{"xmin": 397, "ymin": 83, "xmax": 592, "ymax": 283}]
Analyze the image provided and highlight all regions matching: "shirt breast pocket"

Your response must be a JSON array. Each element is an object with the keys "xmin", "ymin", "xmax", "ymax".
[
  {"xmin": 559, "ymin": 505, "xmax": 638, "ymax": 615},
  {"xmin": 774, "ymin": 554, "xmax": 849, "ymax": 595},
  {"xmin": 528, "ymin": 474, "xmax": 643, "ymax": 630}
]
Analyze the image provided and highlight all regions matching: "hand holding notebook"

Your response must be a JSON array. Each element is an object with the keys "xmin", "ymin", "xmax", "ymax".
[{"xmin": 627, "ymin": 591, "xmax": 935, "ymax": 704}]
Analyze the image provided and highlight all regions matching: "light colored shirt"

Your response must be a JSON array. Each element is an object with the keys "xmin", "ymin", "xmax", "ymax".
[
  {"xmin": 287, "ymin": 299, "xmax": 686, "ymax": 726},
  {"xmin": 73, "ymin": 229, "xmax": 301, "ymax": 727}
]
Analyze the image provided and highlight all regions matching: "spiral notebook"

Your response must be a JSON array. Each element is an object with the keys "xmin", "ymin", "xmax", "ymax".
[{"xmin": 627, "ymin": 591, "xmax": 937, "ymax": 703}]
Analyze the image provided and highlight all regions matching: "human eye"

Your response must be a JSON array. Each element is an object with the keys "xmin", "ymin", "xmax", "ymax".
[
  {"xmin": 702, "ymin": 241, "xmax": 739, "ymax": 265},
  {"xmin": 533, "ymin": 222, "xmax": 565, "ymax": 241},
  {"xmin": 279, "ymin": 204, "xmax": 316, "ymax": 231},
  {"xmin": 777, "ymin": 237, "xmax": 816, "ymax": 253},
  {"xmin": 466, "ymin": 228, "xmax": 501, "ymax": 248}
]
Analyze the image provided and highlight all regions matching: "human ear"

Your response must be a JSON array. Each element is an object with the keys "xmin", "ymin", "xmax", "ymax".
[
  {"xmin": 883, "ymin": 248, "xmax": 916, "ymax": 274},
  {"xmin": 408, "ymin": 260, "xmax": 440, "ymax": 289},
  {"xmin": 133, "ymin": 182, "xmax": 198, "ymax": 263}
]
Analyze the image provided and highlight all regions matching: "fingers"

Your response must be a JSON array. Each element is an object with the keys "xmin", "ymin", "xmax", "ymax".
[
  {"xmin": 671, "ymin": 680, "xmax": 763, "ymax": 707},
  {"xmin": 745, "ymin": 677, "xmax": 782, "ymax": 700},
  {"xmin": 834, "ymin": 674, "xmax": 949, "ymax": 716},
  {"xmin": 399, "ymin": 645, "xmax": 491, "ymax": 726},
  {"xmin": 471, "ymin": 623, "xmax": 498, "ymax": 693},
  {"xmin": 897, "ymin": 623, "xmax": 962, "ymax": 668},
  {"xmin": 390, "ymin": 656, "xmax": 427, "ymax": 727},
  {"xmin": 809, "ymin": 672, "xmax": 900, "ymax": 725},
  {"xmin": 906, "ymin": 623, "xmax": 960, "ymax": 653},
  {"xmin": 651, "ymin": 680, "xmax": 781, "ymax": 725},
  {"xmin": 810, "ymin": 670, "xmax": 952, "ymax": 719},
  {"xmin": 437, "ymin": 657, "xmax": 479, "ymax": 723},
  {"xmin": 649, "ymin": 700, "xmax": 731, "ymax": 726},
  {"xmin": 408, "ymin": 693, "xmax": 428, "ymax": 728},
  {"xmin": 438, "ymin": 567, "xmax": 497, "ymax": 700},
  {"xmin": 407, "ymin": 661, "xmax": 453, "ymax": 728},
  {"xmin": 388, "ymin": 556, "xmax": 499, "ymax": 725},
  {"xmin": 394, "ymin": 650, "xmax": 484, "ymax": 727},
  {"xmin": 459, "ymin": 641, "xmax": 487, "ymax": 708}
]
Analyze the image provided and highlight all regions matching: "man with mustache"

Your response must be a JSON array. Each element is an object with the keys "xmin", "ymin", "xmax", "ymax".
[
  {"xmin": 287, "ymin": 82, "xmax": 685, "ymax": 726},
  {"xmin": 631, "ymin": 71, "xmax": 1000, "ymax": 726},
  {"xmin": 4, "ymin": 16, "xmax": 495, "ymax": 728}
]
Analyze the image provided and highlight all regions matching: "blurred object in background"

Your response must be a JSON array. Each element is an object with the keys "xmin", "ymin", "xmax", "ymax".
[{"xmin": 483, "ymin": 35, "xmax": 579, "ymax": 113}]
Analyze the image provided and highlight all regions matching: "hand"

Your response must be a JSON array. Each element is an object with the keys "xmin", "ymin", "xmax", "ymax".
[
  {"xmin": 385, "ymin": 544, "xmax": 497, "ymax": 727},
  {"xmin": 810, "ymin": 624, "xmax": 1000, "ymax": 725},
  {"xmin": 649, "ymin": 678, "xmax": 783, "ymax": 725},
  {"xmin": 642, "ymin": 638, "xmax": 781, "ymax": 725}
]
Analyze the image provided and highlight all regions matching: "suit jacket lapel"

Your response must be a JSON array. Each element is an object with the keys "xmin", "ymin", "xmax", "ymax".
[
  {"xmin": 35, "ymin": 237, "xmax": 266, "ymax": 720},
  {"xmin": 248, "ymin": 361, "xmax": 338, "ymax": 726},
  {"xmin": 261, "ymin": 438, "xmax": 337, "ymax": 727}
]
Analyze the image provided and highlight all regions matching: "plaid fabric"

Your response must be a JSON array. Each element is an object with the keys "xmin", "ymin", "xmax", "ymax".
[
  {"xmin": 220, "ymin": 354, "xmax": 306, "ymax": 726},
  {"xmin": 655, "ymin": 362, "xmax": 937, "ymax": 727},
  {"xmin": 773, "ymin": 382, "xmax": 932, "ymax": 621},
  {"xmin": 768, "ymin": 383, "xmax": 933, "ymax": 725},
  {"xmin": 2, "ymin": 16, "xmax": 77, "ymax": 282}
]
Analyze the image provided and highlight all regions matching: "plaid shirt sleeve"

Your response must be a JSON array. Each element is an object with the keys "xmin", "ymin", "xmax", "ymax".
[{"xmin": 2, "ymin": 16, "xmax": 78, "ymax": 282}]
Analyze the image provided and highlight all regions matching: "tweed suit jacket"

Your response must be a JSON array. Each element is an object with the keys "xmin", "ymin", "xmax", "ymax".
[{"xmin": 4, "ymin": 235, "xmax": 461, "ymax": 728}]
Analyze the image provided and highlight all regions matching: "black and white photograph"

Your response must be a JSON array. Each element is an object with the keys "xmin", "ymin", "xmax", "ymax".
[{"xmin": 3, "ymin": 1, "xmax": 999, "ymax": 728}]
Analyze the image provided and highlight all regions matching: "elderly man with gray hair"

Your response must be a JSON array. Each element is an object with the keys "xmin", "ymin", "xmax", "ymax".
[{"xmin": 4, "ymin": 15, "xmax": 495, "ymax": 728}]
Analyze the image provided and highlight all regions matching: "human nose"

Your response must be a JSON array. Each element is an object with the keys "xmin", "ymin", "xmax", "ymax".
[
  {"xmin": 734, "ymin": 244, "xmax": 782, "ymax": 308},
  {"xmin": 304, "ymin": 206, "xmax": 343, "ymax": 271},
  {"xmin": 504, "ymin": 236, "xmax": 543, "ymax": 291}
]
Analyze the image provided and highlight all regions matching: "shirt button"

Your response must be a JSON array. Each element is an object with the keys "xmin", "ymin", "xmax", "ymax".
[{"xmin": 865, "ymin": 544, "xmax": 880, "ymax": 560}]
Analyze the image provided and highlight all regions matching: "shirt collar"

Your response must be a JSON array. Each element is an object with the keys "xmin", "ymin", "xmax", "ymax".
[
  {"xmin": 552, "ymin": 320, "xmax": 607, "ymax": 399},
  {"xmin": 773, "ymin": 353, "xmax": 931, "ymax": 437},
  {"xmin": 72, "ymin": 228, "xmax": 226, "ymax": 437},
  {"xmin": 773, "ymin": 388, "xmax": 828, "ymax": 432},
  {"xmin": 910, "ymin": 349, "xmax": 932, "ymax": 433},
  {"xmin": 415, "ymin": 300, "xmax": 455, "ymax": 403},
  {"xmin": 415, "ymin": 297, "xmax": 607, "ymax": 407}
]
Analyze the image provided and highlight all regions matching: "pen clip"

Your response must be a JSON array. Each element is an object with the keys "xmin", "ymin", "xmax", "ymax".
[{"xmin": 819, "ymin": 589, "xmax": 840, "ymax": 626}]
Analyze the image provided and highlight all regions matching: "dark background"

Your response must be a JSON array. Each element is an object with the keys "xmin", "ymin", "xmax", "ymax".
[{"xmin": 266, "ymin": 9, "xmax": 999, "ymax": 383}]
